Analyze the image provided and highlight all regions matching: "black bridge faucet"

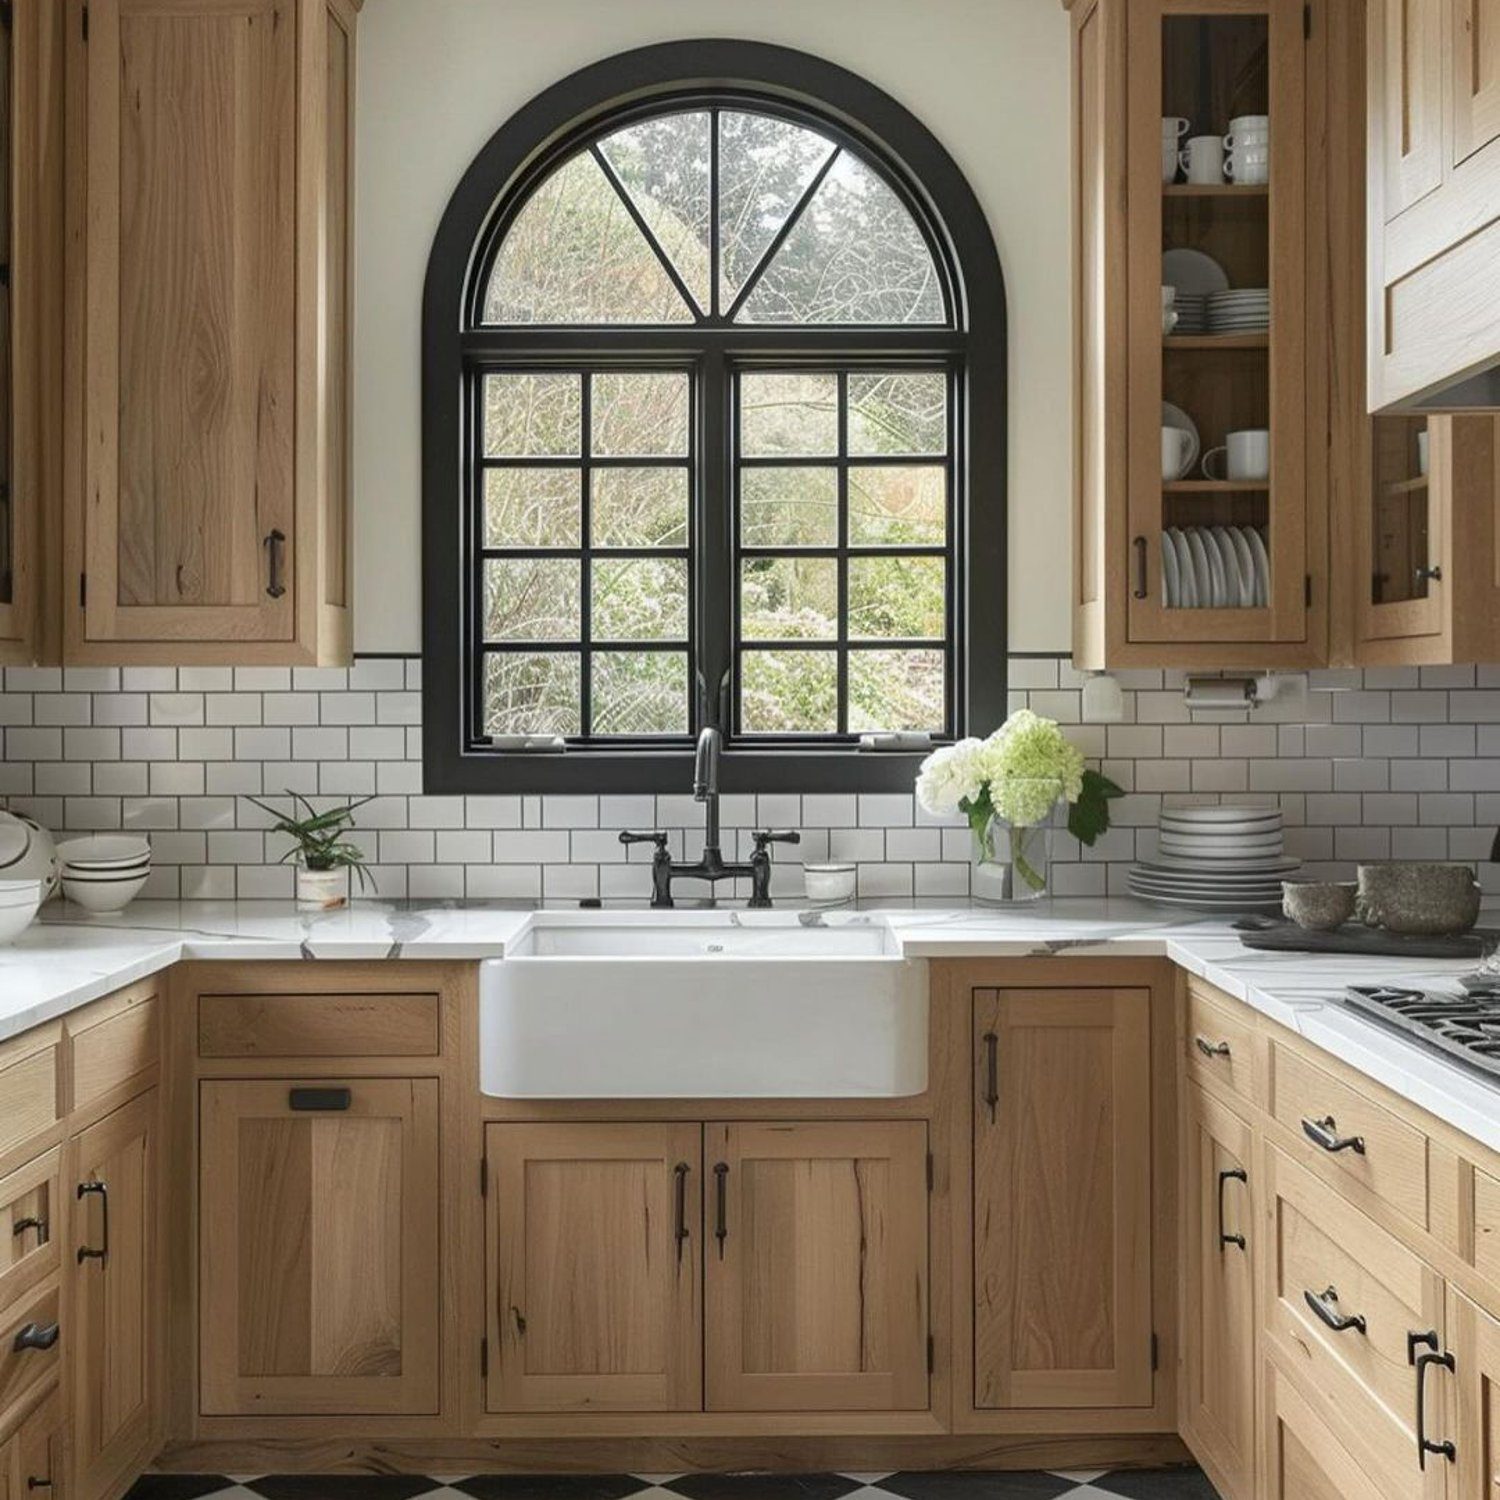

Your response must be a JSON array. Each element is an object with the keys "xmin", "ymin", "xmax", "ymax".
[{"xmin": 620, "ymin": 726, "xmax": 800, "ymax": 908}]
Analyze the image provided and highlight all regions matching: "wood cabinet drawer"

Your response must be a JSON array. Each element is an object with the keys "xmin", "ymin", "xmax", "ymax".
[
  {"xmin": 1264, "ymin": 1358, "xmax": 1392, "ymax": 1500},
  {"xmin": 1264, "ymin": 1147, "xmax": 1444, "ymax": 1500},
  {"xmin": 0, "ymin": 1029, "xmax": 60, "ymax": 1167},
  {"xmin": 198, "ymin": 991, "xmax": 441, "ymax": 1058},
  {"xmin": 0, "ymin": 1282, "xmax": 60, "ymax": 1437},
  {"xmin": 68, "ymin": 984, "xmax": 159, "ymax": 1112},
  {"xmin": 1185, "ymin": 982, "xmax": 1257, "ymax": 1104},
  {"xmin": 0, "ymin": 1149, "xmax": 60, "ymax": 1313},
  {"xmin": 1270, "ymin": 1041, "xmax": 1428, "ymax": 1227}
]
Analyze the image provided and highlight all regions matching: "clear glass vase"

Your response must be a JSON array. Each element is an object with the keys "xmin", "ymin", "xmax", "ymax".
[{"xmin": 970, "ymin": 780, "xmax": 1061, "ymax": 903}]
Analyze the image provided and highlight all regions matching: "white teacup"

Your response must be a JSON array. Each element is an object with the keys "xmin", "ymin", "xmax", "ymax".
[
  {"xmin": 1225, "ymin": 147, "xmax": 1270, "ymax": 185},
  {"xmin": 1226, "ymin": 114, "xmax": 1269, "ymax": 137},
  {"xmin": 1162, "ymin": 140, "xmax": 1180, "ymax": 184},
  {"xmin": 1162, "ymin": 116, "xmax": 1192, "ymax": 139},
  {"xmin": 1202, "ymin": 429, "xmax": 1271, "ymax": 483},
  {"xmin": 1180, "ymin": 135, "xmax": 1226, "ymax": 185},
  {"xmin": 1163, "ymin": 426, "xmax": 1195, "ymax": 481}
]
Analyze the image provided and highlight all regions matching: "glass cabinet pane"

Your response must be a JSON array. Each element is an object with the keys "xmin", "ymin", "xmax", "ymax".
[{"xmin": 1369, "ymin": 417, "xmax": 1432, "ymax": 606}]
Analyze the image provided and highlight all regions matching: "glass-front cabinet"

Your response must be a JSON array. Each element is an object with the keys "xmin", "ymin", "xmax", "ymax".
[{"xmin": 1071, "ymin": 0, "xmax": 1338, "ymax": 669}]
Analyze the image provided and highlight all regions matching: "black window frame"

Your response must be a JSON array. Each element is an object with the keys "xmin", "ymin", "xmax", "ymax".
[{"xmin": 423, "ymin": 40, "xmax": 1007, "ymax": 794}]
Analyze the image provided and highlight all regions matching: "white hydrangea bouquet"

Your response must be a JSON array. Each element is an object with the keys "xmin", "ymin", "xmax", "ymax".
[{"xmin": 915, "ymin": 709, "xmax": 1122, "ymax": 900}]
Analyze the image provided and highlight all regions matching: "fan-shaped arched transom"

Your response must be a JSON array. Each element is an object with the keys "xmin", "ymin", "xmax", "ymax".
[{"xmin": 479, "ymin": 107, "xmax": 949, "ymax": 328}]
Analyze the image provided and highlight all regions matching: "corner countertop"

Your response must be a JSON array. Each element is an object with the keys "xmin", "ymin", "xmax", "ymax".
[{"xmin": 4, "ymin": 897, "xmax": 1498, "ymax": 1155}]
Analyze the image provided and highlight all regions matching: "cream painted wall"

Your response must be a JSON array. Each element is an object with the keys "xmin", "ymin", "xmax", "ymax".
[{"xmin": 352, "ymin": 0, "xmax": 1072, "ymax": 653}]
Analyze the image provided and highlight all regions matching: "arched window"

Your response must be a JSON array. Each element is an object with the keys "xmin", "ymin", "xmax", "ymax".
[{"xmin": 423, "ymin": 41, "xmax": 1005, "ymax": 793}]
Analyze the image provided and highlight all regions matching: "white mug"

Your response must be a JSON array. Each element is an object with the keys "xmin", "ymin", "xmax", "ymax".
[
  {"xmin": 1226, "ymin": 114, "xmax": 1269, "ymax": 138},
  {"xmin": 1162, "ymin": 116, "xmax": 1192, "ymax": 139},
  {"xmin": 1162, "ymin": 426, "xmax": 1194, "ymax": 481},
  {"xmin": 1162, "ymin": 140, "xmax": 1180, "ymax": 184},
  {"xmin": 1202, "ymin": 429, "xmax": 1271, "ymax": 483},
  {"xmin": 1417, "ymin": 429, "xmax": 1430, "ymax": 476},
  {"xmin": 1224, "ymin": 151, "xmax": 1270, "ymax": 186},
  {"xmin": 1180, "ymin": 135, "xmax": 1226, "ymax": 185}
]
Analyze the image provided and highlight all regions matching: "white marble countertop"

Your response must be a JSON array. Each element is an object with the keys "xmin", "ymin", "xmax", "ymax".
[{"xmin": 4, "ymin": 897, "xmax": 1498, "ymax": 1155}]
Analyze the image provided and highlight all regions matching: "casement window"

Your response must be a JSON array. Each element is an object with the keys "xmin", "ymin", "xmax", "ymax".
[{"xmin": 423, "ymin": 41, "xmax": 1006, "ymax": 793}]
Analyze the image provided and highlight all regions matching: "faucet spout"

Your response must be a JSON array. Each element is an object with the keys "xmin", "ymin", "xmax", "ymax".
[{"xmin": 693, "ymin": 725, "xmax": 721, "ymax": 802}]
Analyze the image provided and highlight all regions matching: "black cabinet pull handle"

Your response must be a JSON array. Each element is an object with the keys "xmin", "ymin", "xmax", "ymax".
[
  {"xmin": 1414, "ymin": 1344, "xmax": 1457, "ymax": 1468},
  {"xmin": 76, "ymin": 1180, "xmax": 108, "ymax": 1263},
  {"xmin": 1217, "ymin": 1168, "xmax": 1247, "ymax": 1251},
  {"xmin": 1304, "ymin": 1285, "xmax": 1366, "ymax": 1335},
  {"xmin": 288, "ymin": 1087, "xmax": 351, "ymax": 1112},
  {"xmin": 12, "ymin": 1322, "xmax": 59, "ymax": 1352},
  {"xmin": 1414, "ymin": 564, "xmax": 1443, "ymax": 587},
  {"xmin": 28, "ymin": 1478, "xmax": 53, "ymax": 1490},
  {"xmin": 1133, "ymin": 535, "xmax": 1149, "ymax": 599},
  {"xmin": 673, "ymin": 1162, "xmax": 690, "ymax": 1264},
  {"xmin": 264, "ymin": 529, "xmax": 287, "ymax": 599},
  {"xmin": 1195, "ymin": 1036, "xmax": 1231, "ymax": 1060},
  {"xmin": 1302, "ymin": 1115, "xmax": 1365, "ymax": 1155},
  {"xmin": 983, "ymin": 1031, "xmax": 999, "ymax": 1122},
  {"xmin": 713, "ymin": 1162, "xmax": 729, "ymax": 1258},
  {"xmin": 12, "ymin": 1215, "xmax": 47, "ymax": 1243}
]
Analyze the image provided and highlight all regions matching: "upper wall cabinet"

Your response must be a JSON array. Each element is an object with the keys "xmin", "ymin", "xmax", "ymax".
[
  {"xmin": 65, "ymin": 0, "xmax": 356, "ymax": 666},
  {"xmin": 1071, "ymin": 0, "xmax": 1350, "ymax": 670},
  {"xmin": 1367, "ymin": 0, "xmax": 1500, "ymax": 408}
]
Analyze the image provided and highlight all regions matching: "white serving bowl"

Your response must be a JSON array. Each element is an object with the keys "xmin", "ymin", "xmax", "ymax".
[
  {"xmin": 56, "ymin": 835, "xmax": 152, "ymax": 870},
  {"xmin": 0, "ymin": 878, "xmax": 43, "ymax": 941},
  {"xmin": 804, "ymin": 863, "xmax": 857, "ymax": 905},
  {"xmin": 60, "ymin": 870, "xmax": 150, "ymax": 913},
  {"xmin": 0, "ymin": 813, "xmax": 60, "ymax": 898}
]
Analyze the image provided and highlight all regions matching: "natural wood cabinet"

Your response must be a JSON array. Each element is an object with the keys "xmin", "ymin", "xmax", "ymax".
[
  {"xmin": 484, "ymin": 1122, "xmax": 702, "ymax": 1414},
  {"xmin": 1179, "ymin": 1084, "xmax": 1255, "ymax": 1500},
  {"xmin": 198, "ymin": 1077, "xmax": 439, "ymax": 1416},
  {"xmin": 1071, "ymin": 0, "xmax": 1340, "ymax": 668},
  {"xmin": 69, "ymin": 1089, "xmax": 155, "ymax": 1500},
  {"xmin": 9, "ymin": 1387, "xmax": 65, "ymax": 1500},
  {"xmin": 704, "ymin": 1120, "xmax": 930, "ymax": 1414},
  {"xmin": 972, "ymin": 987, "xmax": 1154, "ymax": 1410},
  {"xmin": 65, "ymin": 0, "xmax": 355, "ymax": 665},
  {"xmin": 1367, "ymin": 0, "xmax": 1500, "ymax": 407},
  {"xmin": 1452, "ymin": 1287, "xmax": 1500, "ymax": 1500},
  {"xmin": 1262, "ymin": 1360, "xmax": 1390, "ymax": 1500}
]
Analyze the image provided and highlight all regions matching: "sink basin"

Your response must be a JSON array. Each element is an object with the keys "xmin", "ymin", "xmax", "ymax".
[{"xmin": 479, "ymin": 913, "xmax": 927, "ymax": 1098}]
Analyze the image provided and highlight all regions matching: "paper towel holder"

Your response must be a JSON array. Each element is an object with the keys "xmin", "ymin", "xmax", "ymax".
[{"xmin": 1183, "ymin": 674, "xmax": 1284, "ymax": 711}]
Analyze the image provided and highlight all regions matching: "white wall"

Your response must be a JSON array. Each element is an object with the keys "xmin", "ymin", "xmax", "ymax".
[{"xmin": 353, "ymin": 0, "xmax": 1072, "ymax": 653}]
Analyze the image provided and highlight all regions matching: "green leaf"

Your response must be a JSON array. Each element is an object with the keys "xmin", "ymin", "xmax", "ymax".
[{"xmin": 1067, "ymin": 768, "xmax": 1124, "ymax": 847}]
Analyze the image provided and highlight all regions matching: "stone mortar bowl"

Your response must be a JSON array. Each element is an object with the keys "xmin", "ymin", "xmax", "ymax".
[
  {"xmin": 1356, "ymin": 862, "xmax": 1482, "ymax": 936},
  {"xmin": 1282, "ymin": 880, "xmax": 1356, "ymax": 932}
]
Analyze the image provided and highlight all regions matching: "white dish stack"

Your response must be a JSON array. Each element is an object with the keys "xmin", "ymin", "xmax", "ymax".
[
  {"xmin": 58, "ymin": 836, "xmax": 153, "ymax": 913},
  {"xmin": 0, "ymin": 878, "xmax": 44, "ymax": 942},
  {"xmin": 1129, "ymin": 805, "xmax": 1300, "ymax": 912}
]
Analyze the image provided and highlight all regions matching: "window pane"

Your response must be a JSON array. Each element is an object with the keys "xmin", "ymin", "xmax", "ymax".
[
  {"xmin": 483, "ymin": 558, "xmax": 581, "ymax": 641},
  {"xmin": 483, "ymin": 373, "xmax": 581, "ymax": 457},
  {"xmin": 848, "ymin": 373, "xmax": 947, "ymax": 455},
  {"xmin": 592, "ymin": 372, "xmax": 690, "ymax": 456},
  {"xmin": 848, "ymin": 650, "xmax": 945, "ymax": 733},
  {"xmin": 482, "ymin": 152, "xmax": 693, "ymax": 325},
  {"xmin": 593, "ymin": 651, "xmax": 689, "ymax": 735},
  {"xmin": 740, "ymin": 467, "xmax": 838, "ymax": 546},
  {"xmin": 599, "ymin": 112, "xmax": 711, "ymax": 315},
  {"xmin": 592, "ymin": 558, "xmax": 689, "ymax": 641},
  {"xmin": 740, "ymin": 372, "xmax": 838, "ymax": 456},
  {"xmin": 718, "ymin": 111, "xmax": 836, "ymax": 310},
  {"xmin": 484, "ymin": 468, "xmax": 581, "ymax": 548},
  {"xmin": 484, "ymin": 652, "xmax": 581, "ymax": 737},
  {"xmin": 848, "ymin": 556, "xmax": 945, "ymax": 639},
  {"xmin": 738, "ymin": 154, "xmax": 946, "ymax": 325},
  {"xmin": 741, "ymin": 650, "xmax": 838, "ymax": 734},
  {"xmin": 849, "ymin": 466, "xmax": 946, "ymax": 546},
  {"xmin": 592, "ymin": 468, "xmax": 689, "ymax": 548},
  {"xmin": 741, "ymin": 557, "xmax": 838, "ymax": 640}
]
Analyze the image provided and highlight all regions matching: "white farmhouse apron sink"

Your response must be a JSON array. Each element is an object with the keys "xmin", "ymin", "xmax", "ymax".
[{"xmin": 479, "ymin": 912, "xmax": 927, "ymax": 1099}]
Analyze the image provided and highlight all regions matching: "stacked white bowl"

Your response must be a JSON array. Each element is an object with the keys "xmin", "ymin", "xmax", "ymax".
[
  {"xmin": 1129, "ymin": 805, "xmax": 1301, "ymax": 913},
  {"xmin": 0, "ymin": 878, "xmax": 44, "ymax": 941},
  {"xmin": 57, "ymin": 836, "xmax": 152, "ymax": 913},
  {"xmin": 0, "ymin": 810, "xmax": 60, "ymax": 897}
]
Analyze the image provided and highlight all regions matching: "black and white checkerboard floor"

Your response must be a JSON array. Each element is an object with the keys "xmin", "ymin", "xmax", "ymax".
[{"xmin": 124, "ymin": 1469, "xmax": 1221, "ymax": 1500}]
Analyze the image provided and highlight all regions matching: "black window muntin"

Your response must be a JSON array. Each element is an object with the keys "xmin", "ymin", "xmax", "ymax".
[{"xmin": 424, "ymin": 41, "xmax": 1007, "ymax": 795}]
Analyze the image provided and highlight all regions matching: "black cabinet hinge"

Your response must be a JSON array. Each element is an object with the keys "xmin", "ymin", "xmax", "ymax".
[
  {"xmin": 81, "ymin": 5, "xmax": 88, "ymax": 40},
  {"xmin": 1303, "ymin": 3, "xmax": 1311, "ymax": 38},
  {"xmin": 926, "ymin": 1152, "xmax": 934, "ymax": 1192},
  {"xmin": 1151, "ymin": 1332, "xmax": 1160, "ymax": 1371},
  {"xmin": 480, "ymin": 1337, "xmax": 488, "ymax": 1380},
  {"xmin": 1305, "ymin": 574, "xmax": 1313, "ymax": 608},
  {"xmin": 927, "ymin": 1334, "xmax": 935, "ymax": 1374},
  {"xmin": 480, "ymin": 1154, "xmax": 488, "ymax": 1197},
  {"xmin": 79, "ymin": 573, "xmax": 87, "ymax": 608}
]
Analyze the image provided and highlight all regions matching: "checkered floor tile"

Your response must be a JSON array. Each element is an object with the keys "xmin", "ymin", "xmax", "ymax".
[{"xmin": 125, "ymin": 1469, "xmax": 1221, "ymax": 1500}]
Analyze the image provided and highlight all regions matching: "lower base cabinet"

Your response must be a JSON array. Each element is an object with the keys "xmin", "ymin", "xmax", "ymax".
[
  {"xmin": 1263, "ymin": 1362, "xmax": 1388, "ymax": 1500},
  {"xmin": 8, "ymin": 1388, "xmax": 65, "ymax": 1500},
  {"xmin": 484, "ymin": 1120, "xmax": 932, "ymax": 1416},
  {"xmin": 1179, "ymin": 1084, "xmax": 1255, "ymax": 1500},
  {"xmin": 1451, "ymin": 1288, "xmax": 1499, "ymax": 1500}
]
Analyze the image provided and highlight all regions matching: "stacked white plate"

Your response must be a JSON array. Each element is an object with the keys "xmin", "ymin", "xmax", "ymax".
[
  {"xmin": 1207, "ymin": 288, "xmax": 1269, "ymax": 333},
  {"xmin": 58, "ymin": 836, "xmax": 152, "ymax": 913},
  {"xmin": 1129, "ymin": 806, "xmax": 1300, "ymax": 913},
  {"xmin": 1162, "ymin": 525, "xmax": 1269, "ymax": 609},
  {"xmin": 1173, "ymin": 292, "xmax": 1210, "ymax": 334}
]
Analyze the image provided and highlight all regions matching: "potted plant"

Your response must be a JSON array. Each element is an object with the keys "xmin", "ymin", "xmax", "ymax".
[
  {"xmin": 916, "ymin": 710, "xmax": 1123, "ymax": 902},
  {"xmin": 245, "ymin": 792, "xmax": 375, "ymax": 909}
]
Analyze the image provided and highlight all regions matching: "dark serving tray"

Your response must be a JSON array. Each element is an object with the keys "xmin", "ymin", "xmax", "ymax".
[{"xmin": 1233, "ymin": 917, "xmax": 1500, "ymax": 960}]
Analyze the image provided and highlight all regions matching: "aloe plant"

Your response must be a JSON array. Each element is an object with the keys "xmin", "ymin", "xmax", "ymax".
[{"xmin": 244, "ymin": 791, "xmax": 374, "ymax": 892}]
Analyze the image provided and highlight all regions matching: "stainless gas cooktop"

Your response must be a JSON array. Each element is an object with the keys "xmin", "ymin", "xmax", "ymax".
[{"xmin": 1345, "ymin": 983, "xmax": 1500, "ymax": 1084}]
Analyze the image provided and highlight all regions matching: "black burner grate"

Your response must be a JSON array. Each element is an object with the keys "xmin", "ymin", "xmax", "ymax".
[{"xmin": 1345, "ymin": 984, "xmax": 1500, "ymax": 1085}]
